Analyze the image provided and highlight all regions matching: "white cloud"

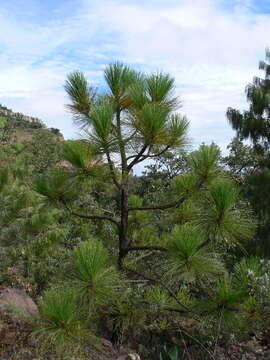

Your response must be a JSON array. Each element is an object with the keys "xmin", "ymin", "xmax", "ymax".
[
  {"xmin": 0, "ymin": 0, "xmax": 269, "ymax": 152},
  {"xmin": 83, "ymin": 0, "xmax": 268, "ymax": 150}
]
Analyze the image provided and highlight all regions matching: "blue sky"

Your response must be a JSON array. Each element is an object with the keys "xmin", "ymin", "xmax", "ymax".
[{"xmin": 0, "ymin": 0, "xmax": 269, "ymax": 153}]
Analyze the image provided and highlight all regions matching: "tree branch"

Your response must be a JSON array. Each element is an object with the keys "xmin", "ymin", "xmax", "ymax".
[
  {"xmin": 196, "ymin": 238, "xmax": 211, "ymax": 251},
  {"xmin": 143, "ymin": 145, "xmax": 170, "ymax": 159},
  {"xmin": 125, "ymin": 267, "xmax": 190, "ymax": 312},
  {"xmin": 130, "ymin": 145, "xmax": 171, "ymax": 168},
  {"xmin": 129, "ymin": 179, "xmax": 204, "ymax": 212},
  {"xmin": 105, "ymin": 150, "xmax": 121, "ymax": 189},
  {"xmin": 141, "ymin": 300, "xmax": 187, "ymax": 314},
  {"xmin": 126, "ymin": 144, "xmax": 148, "ymax": 171},
  {"xmin": 61, "ymin": 200, "xmax": 120, "ymax": 228},
  {"xmin": 70, "ymin": 210, "xmax": 120, "ymax": 227}
]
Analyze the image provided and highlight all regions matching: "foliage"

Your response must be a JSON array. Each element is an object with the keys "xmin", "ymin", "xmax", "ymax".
[
  {"xmin": 34, "ymin": 287, "xmax": 94, "ymax": 358},
  {"xmin": 227, "ymin": 49, "xmax": 270, "ymax": 148},
  {"xmin": 159, "ymin": 345, "xmax": 179, "ymax": 360},
  {"xmin": 71, "ymin": 239, "xmax": 121, "ymax": 311},
  {"xmin": 226, "ymin": 49, "xmax": 270, "ymax": 256},
  {"xmin": 167, "ymin": 225, "xmax": 225, "ymax": 282},
  {"xmin": 1, "ymin": 62, "xmax": 270, "ymax": 360}
]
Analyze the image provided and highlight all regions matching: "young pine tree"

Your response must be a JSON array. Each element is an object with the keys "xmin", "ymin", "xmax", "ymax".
[{"xmin": 33, "ymin": 63, "xmax": 258, "ymax": 355}]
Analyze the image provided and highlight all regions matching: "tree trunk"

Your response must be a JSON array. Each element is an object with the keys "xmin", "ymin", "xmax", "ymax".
[{"xmin": 118, "ymin": 183, "xmax": 129, "ymax": 268}]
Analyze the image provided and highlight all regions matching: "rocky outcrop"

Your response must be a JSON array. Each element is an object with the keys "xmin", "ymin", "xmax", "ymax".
[
  {"xmin": 0, "ymin": 288, "xmax": 38, "ymax": 359},
  {"xmin": 0, "ymin": 105, "xmax": 44, "ymax": 127},
  {"xmin": 0, "ymin": 288, "xmax": 39, "ymax": 322}
]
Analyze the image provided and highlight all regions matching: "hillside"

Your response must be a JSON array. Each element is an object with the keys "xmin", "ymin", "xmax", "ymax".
[{"xmin": 0, "ymin": 104, "xmax": 63, "ymax": 143}]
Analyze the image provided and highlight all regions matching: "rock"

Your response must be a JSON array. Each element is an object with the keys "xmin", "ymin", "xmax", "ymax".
[
  {"xmin": 0, "ymin": 310, "xmax": 35, "ymax": 359},
  {"xmin": 0, "ymin": 288, "xmax": 39, "ymax": 321}
]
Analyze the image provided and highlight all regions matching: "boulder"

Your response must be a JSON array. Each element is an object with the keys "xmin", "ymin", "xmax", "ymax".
[{"xmin": 0, "ymin": 288, "xmax": 39, "ymax": 321}]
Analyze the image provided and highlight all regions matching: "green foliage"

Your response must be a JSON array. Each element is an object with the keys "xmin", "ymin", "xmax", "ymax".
[
  {"xmin": 214, "ymin": 276, "xmax": 244, "ymax": 310},
  {"xmin": 65, "ymin": 71, "xmax": 95, "ymax": 127},
  {"xmin": 35, "ymin": 287, "xmax": 94, "ymax": 357},
  {"xmin": 146, "ymin": 72, "xmax": 178, "ymax": 110},
  {"xmin": 167, "ymin": 225, "xmax": 225, "ymax": 282},
  {"xmin": 87, "ymin": 100, "xmax": 117, "ymax": 151},
  {"xmin": 226, "ymin": 50, "xmax": 270, "ymax": 256},
  {"xmin": 167, "ymin": 114, "xmax": 189, "ymax": 147},
  {"xmin": 34, "ymin": 168, "xmax": 77, "ymax": 202},
  {"xmin": 104, "ymin": 62, "xmax": 139, "ymax": 106},
  {"xmin": 195, "ymin": 179, "xmax": 255, "ymax": 246},
  {"xmin": 132, "ymin": 102, "xmax": 170, "ymax": 145},
  {"xmin": 72, "ymin": 239, "xmax": 120, "ymax": 311},
  {"xmin": 223, "ymin": 137, "xmax": 262, "ymax": 181},
  {"xmin": 233, "ymin": 257, "xmax": 263, "ymax": 295},
  {"xmin": 227, "ymin": 48, "xmax": 270, "ymax": 145},
  {"xmin": 22, "ymin": 130, "xmax": 62, "ymax": 175},
  {"xmin": 173, "ymin": 173, "xmax": 198, "ymax": 197},
  {"xmin": 210, "ymin": 179, "xmax": 239, "ymax": 213},
  {"xmin": 111, "ymin": 295, "xmax": 146, "ymax": 340},
  {"xmin": 63, "ymin": 140, "xmax": 91, "ymax": 170},
  {"xmin": 189, "ymin": 143, "xmax": 221, "ymax": 183},
  {"xmin": 0, "ymin": 167, "xmax": 9, "ymax": 191},
  {"xmin": 1, "ymin": 62, "xmax": 268, "ymax": 359},
  {"xmin": 159, "ymin": 345, "xmax": 179, "ymax": 360}
]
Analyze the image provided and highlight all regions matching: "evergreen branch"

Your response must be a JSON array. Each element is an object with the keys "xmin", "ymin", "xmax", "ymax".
[
  {"xmin": 125, "ymin": 267, "xmax": 190, "ymax": 312},
  {"xmin": 141, "ymin": 300, "xmax": 187, "ymax": 314},
  {"xmin": 129, "ymin": 179, "xmax": 204, "ymax": 211},
  {"xmin": 81, "ymin": 203, "xmax": 116, "ymax": 216},
  {"xmin": 61, "ymin": 199, "xmax": 120, "ymax": 227},
  {"xmin": 70, "ymin": 210, "xmax": 120, "ymax": 227},
  {"xmin": 125, "ymin": 144, "xmax": 171, "ymax": 171},
  {"xmin": 142, "ymin": 145, "xmax": 170, "ymax": 160},
  {"xmin": 126, "ymin": 144, "xmax": 148, "ymax": 170}
]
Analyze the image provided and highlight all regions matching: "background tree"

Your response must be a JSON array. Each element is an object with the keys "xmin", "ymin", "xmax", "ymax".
[
  {"xmin": 227, "ymin": 48, "xmax": 270, "ymax": 151},
  {"xmin": 226, "ymin": 49, "xmax": 270, "ymax": 256}
]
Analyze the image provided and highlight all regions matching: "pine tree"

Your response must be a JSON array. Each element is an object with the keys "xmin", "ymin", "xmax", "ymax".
[
  {"xmin": 37, "ymin": 64, "xmax": 190, "ymax": 267},
  {"xmin": 32, "ymin": 63, "xmax": 259, "ymax": 354},
  {"xmin": 227, "ymin": 48, "xmax": 270, "ymax": 152},
  {"xmin": 227, "ymin": 49, "xmax": 270, "ymax": 255}
]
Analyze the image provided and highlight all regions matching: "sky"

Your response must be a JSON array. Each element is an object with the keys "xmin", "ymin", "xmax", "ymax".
[{"xmin": 0, "ymin": 0, "xmax": 269, "ymax": 154}]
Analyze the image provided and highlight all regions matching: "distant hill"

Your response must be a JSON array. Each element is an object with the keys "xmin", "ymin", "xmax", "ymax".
[
  {"xmin": 0, "ymin": 104, "xmax": 63, "ymax": 143},
  {"xmin": 0, "ymin": 104, "xmax": 45, "ymax": 129}
]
